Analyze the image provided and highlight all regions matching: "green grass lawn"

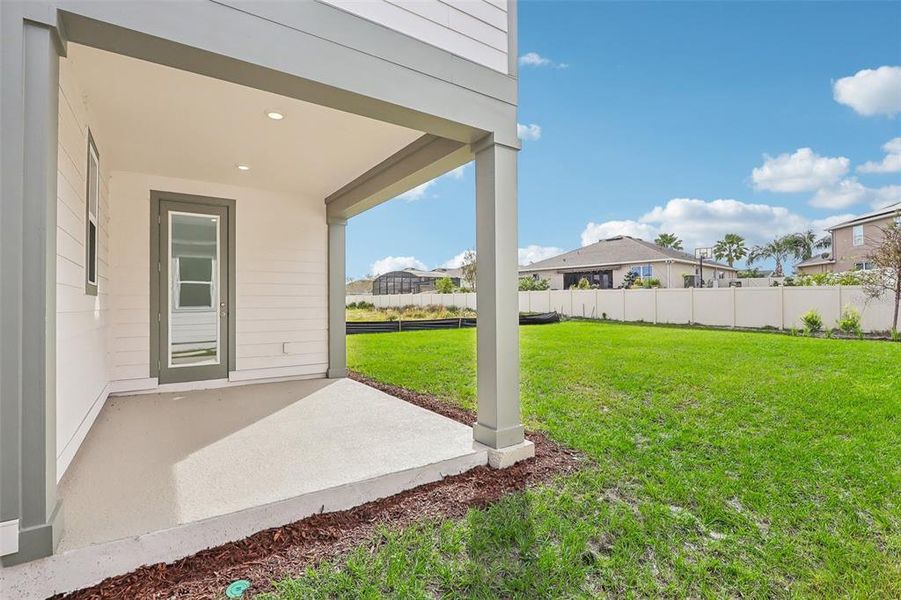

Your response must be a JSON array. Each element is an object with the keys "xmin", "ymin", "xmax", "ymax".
[{"xmin": 265, "ymin": 321, "xmax": 900, "ymax": 598}]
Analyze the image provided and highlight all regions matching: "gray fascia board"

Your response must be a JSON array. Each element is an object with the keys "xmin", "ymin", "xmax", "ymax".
[
  {"xmin": 55, "ymin": 1, "xmax": 518, "ymax": 146},
  {"xmin": 326, "ymin": 135, "xmax": 471, "ymax": 220}
]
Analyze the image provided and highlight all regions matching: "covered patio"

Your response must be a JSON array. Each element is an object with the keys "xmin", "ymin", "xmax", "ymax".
[
  {"xmin": 3, "ymin": 378, "xmax": 487, "ymax": 597},
  {"xmin": 1, "ymin": 3, "xmax": 528, "ymax": 596}
]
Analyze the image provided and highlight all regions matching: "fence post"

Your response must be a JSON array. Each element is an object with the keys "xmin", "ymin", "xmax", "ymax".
[
  {"xmin": 621, "ymin": 288, "xmax": 626, "ymax": 321},
  {"xmin": 731, "ymin": 286, "xmax": 737, "ymax": 328},
  {"xmin": 653, "ymin": 288, "xmax": 658, "ymax": 324},
  {"xmin": 689, "ymin": 287, "xmax": 694, "ymax": 324},
  {"xmin": 837, "ymin": 285, "xmax": 843, "ymax": 318},
  {"xmin": 779, "ymin": 284, "xmax": 785, "ymax": 330}
]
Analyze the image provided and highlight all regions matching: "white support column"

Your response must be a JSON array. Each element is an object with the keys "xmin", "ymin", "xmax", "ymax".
[
  {"xmin": 327, "ymin": 217, "xmax": 348, "ymax": 379},
  {"xmin": 472, "ymin": 137, "xmax": 534, "ymax": 468}
]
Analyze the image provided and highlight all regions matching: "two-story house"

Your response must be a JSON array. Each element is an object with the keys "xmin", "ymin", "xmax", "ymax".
[
  {"xmin": 796, "ymin": 202, "xmax": 901, "ymax": 274},
  {"xmin": 0, "ymin": 2, "xmax": 529, "ymax": 597}
]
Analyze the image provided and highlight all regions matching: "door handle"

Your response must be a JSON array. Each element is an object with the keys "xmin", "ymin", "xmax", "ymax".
[{"xmin": 219, "ymin": 302, "xmax": 228, "ymax": 317}]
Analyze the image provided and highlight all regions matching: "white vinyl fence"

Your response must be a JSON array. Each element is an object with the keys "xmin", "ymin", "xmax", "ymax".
[{"xmin": 348, "ymin": 286, "xmax": 896, "ymax": 333}]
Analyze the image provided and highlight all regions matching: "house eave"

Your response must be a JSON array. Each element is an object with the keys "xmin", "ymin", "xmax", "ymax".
[{"xmin": 519, "ymin": 257, "xmax": 737, "ymax": 274}]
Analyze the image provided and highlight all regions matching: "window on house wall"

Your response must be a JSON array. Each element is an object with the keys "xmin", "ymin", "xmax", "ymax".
[
  {"xmin": 852, "ymin": 225, "xmax": 864, "ymax": 246},
  {"xmin": 85, "ymin": 131, "xmax": 100, "ymax": 295},
  {"xmin": 630, "ymin": 264, "xmax": 653, "ymax": 278},
  {"xmin": 855, "ymin": 261, "xmax": 874, "ymax": 271}
]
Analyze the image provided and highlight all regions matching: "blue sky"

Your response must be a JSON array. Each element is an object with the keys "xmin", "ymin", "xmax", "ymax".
[{"xmin": 347, "ymin": 1, "xmax": 901, "ymax": 278}]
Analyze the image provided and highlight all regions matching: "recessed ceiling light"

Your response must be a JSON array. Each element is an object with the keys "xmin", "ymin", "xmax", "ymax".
[
  {"xmin": 266, "ymin": 111, "xmax": 285, "ymax": 120},
  {"xmin": 236, "ymin": 164, "xmax": 250, "ymax": 171}
]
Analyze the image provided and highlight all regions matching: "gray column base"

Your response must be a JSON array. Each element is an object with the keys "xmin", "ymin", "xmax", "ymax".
[
  {"xmin": 485, "ymin": 440, "xmax": 535, "ymax": 469},
  {"xmin": 472, "ymin": 422, "xmax": 525, "ymax": 450},
  {"xmin": 327, "ymin": 368, "xmax": 347, "ymax": 379},
  {"xmin": 0, "ymin": 500, "xmax": 63, "ymax": 567}
]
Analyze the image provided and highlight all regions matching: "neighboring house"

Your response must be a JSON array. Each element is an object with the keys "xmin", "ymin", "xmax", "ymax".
[
  {"xmin": 795, "ymin": 202, "xmax": 901, "ymax": 274},
  {"xmin": 794, "ymin": 253, "xmax": 835, "ymax": 275},
  {"xmin": 372, "ymin": 268, "xmax": 463, "ymax": 294},
  {"xmin": 519, "ymin": 236, "xmax": 738, "ymax": 289},
  {"xmin": 0, "ymin": 1, "xmax": 532, "ymax": 595}
]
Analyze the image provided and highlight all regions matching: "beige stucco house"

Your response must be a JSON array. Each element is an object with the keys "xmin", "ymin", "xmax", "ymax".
[
  {"xmin": 519, "ymin": 236, "xmax": 738, "ymax": 289},
  {"xmin": 0, "ymin": 2, "xmax": 531, "ymax": 596},
  {"xmin": 795, "ymin": 202, "xmax": 901, "ymax": 274}
]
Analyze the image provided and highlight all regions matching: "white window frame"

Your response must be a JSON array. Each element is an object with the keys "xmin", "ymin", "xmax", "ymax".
[
  {"xmin": 852, "ymin": 224, "xmax": 864, "ymax": 247},
  {"xmin": 855, "ymin": 261, "xmax": 874, "ymax": 271},
  {"xmin": 172, "ymin": 256, "xmax": 217, "ymax": 311},
  {"xmin": 85, "ymin": 131, "xmax": 100, "ymax": 295},
  {"xmin": 630, "ymin": 264, "xmax": 653, "ymax": 278}
]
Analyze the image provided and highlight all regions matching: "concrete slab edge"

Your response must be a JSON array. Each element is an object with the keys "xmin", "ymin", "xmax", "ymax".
[{"xmin": 0, "ymin": 448, "xmax": 488, "ymax": 599}]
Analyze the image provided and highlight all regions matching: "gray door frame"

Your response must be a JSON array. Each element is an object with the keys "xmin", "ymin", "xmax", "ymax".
[{"xmin": 150, "ymin": 191, "xmax": 236, "ymax": 383}]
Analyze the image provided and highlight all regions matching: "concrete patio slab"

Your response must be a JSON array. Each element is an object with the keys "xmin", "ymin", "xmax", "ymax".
[{"xmin": 1, "ymin": 378, "xmax": 488, "ymax": 599}]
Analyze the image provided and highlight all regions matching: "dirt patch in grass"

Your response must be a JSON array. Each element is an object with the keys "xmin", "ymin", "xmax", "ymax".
[{"xmin": 58, "ymin": 373, "xmax": 582, "ymax": 600}]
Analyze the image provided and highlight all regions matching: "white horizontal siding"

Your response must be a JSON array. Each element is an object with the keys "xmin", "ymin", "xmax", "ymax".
[
  {"xmin": 320, "ymin": 0, "xmax": 509, "ymax": 72},
  {"xmin": 109, "ymin": 172, "xmax": 329, "ymax": 383},
  {"xmin": 56, "ymin": 57, "xmax": 112, "ymax": 480}
]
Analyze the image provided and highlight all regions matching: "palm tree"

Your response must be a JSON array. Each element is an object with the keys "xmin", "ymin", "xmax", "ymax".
[
  {"xmin": 789, "ymin": 230, "xmax": 818, "ymax": 261},
  {"xmin": 713, "ymin": 233, "xmax": 748, "ymax": 267},
  {"xmin": 748, "ymin": 235, "xmax": 796, "ymax": 277},
  {"xmin": 655, "ymin": 232, "xmax": 683, "ymax": 250}
]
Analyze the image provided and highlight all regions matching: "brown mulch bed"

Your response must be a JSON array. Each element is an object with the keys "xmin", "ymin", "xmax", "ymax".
[{"xmin": 58, "ymin": 373, "xmax": 582, "ymax": 600}]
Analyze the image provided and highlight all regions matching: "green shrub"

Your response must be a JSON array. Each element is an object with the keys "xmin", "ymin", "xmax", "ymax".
[
  {"xmin": 346, "ymin": 300, "xmax": 375, "ymax": 310},
  {"xmin": 518, "ymin": 276, "xmax": 550, "ymax": 291},
  {"xmin": 435, "ymin": 276, "xmax": 455, "ymax": 294},
  {"xmin": 836, "ymin": 305, "xmax": 862, "ymax": 336},
  {"xmin": 793, "ymin": 271, "xmax": 867, "ymax": 287},
  {"xmin": 801, "ymin": 309, "xmax": 823, "ymax": 335}
]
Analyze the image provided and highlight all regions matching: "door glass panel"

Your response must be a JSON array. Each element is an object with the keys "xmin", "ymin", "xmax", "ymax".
[{"xmin": 169, "ymin": 212, "xmax": 219, "ymax": 367}]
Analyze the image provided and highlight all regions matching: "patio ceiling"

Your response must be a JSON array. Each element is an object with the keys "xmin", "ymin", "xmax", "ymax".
[{"xmin": 66, "ymin": 43, "xmax": 424, "ymax": 198}]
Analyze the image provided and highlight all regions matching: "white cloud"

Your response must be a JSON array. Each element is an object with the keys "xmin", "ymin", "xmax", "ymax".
[
  {"xmin": 581, "ymin": 198, "xmax": 853, "ymax": 254},
  {"xmin": 519, "ymin": 245, "xmax": 563, "ymax": 265},
  {"xmin": 809, "ymin": 213, "xmax": 857, "ymax": 236},
  {"xmin": 519, "ymin": 52, "xmax": 567, "ymax": 69},
  {"xmin": 370, "ymin": 256, "xmax": 427, "ymax": 276},
  {"xmin": 871, "ymin": 185, "xmax": 901, "ymax": 209},
  {"xmin": 397, "ymin": 181, "xmax": 434, "ymax": 201},
  {"xmin": 517, "ymin": 123, "xmax": 542, "ymax": 141},
  {"xmin": 833, "ymin": 66, "xmax": 901, "ymax": 117},
  {"xmin": 640, "ymin": 198, "xmax": 816, "ymax": 250},
  {"xmin": 440, "ymin": 250, "xmax": 469, "ymax": 269},
  {"xmin": 809, "ymin": 179, "xmax": 901, "ymax": 210},
  {"xmin": 580, "ymin": 220, "xmax": 658, "ymax": 246},
  {"xmin": 395, "ymin": 165, "xmax": 468, "ymax": 201},
  {"xmin": 858, "ymin": 137, "xmax": 901, "ymax": 173},
  {"xmin": 809, "ymin": 178, "xmax": 869, "ymax": 209},
  {"xmin": 751, "ymin": 148, "xmax": 849, "ymax": 193},
  {"xmin": 443, "ymin": 246, "xmax": 562, "ymax": 268}
]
